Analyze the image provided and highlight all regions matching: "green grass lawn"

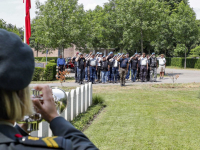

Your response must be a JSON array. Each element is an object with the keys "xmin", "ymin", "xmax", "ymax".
[{"xmin": 84, "ymin": 83, "xmax": 200, "ymax": 150}]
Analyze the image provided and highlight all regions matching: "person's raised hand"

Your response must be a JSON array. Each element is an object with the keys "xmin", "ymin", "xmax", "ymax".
[{"xmin": 32, "ymin": 85, "xmax": 59, "ymax": 123}]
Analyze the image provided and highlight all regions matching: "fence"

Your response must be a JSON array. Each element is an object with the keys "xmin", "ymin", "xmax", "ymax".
[{"xmin": 30, "ymin": 82, "xmax": 93, "ymax": 137}]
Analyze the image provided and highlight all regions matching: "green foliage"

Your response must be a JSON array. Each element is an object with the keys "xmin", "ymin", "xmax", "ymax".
[
  {"xmin": 190, "ymin": 45, "xmax": 200, "ymax": 57},
  {"xmin": 49, "ymin": 60, "xmax": 55, "ymax": 63},
  {"xmin": 70, "ymin": 104, "xmax": 104, "ymax": 131},
  {"xmin": 32, "ymin": 67, "xmax": 44, "ymax": 81},
  {"xmin": 174, "ymin": 44, "xmax": 188, "ymax": 57},
  {"xmin": 92, "ymin": 94, "xmax": 105, "ymax": 105},
  {"xmin": 35, "ymin": 57, "xmax": 58, "ymax": 63},
  {"xmin": 44, "ymin": 63, "xmax": 57, "ymax": 81},
  {"xmin": 166, "ymin": 57, "xmax": 200, "ymax": 68},
  {"xmin": 41, "ymin": 57, "xmax": 46, "ymax": 62}
]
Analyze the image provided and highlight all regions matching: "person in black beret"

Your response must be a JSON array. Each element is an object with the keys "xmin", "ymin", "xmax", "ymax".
[{"xmin": 0, "ymin": 29, "xmax": 98, "ymax": 150}]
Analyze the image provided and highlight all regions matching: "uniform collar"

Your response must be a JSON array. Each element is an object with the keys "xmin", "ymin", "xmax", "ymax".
[
  {"xmin": 0, "ymin": 121, "xmax": 14, "ymax": 127},
  {"xmin": 0, "ymin": 124, "xmax": 20, "ymax": 143}
]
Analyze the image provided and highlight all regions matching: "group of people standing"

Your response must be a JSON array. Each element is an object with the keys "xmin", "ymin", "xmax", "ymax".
[{"xmin": 57, "ymin": 52, "xmax": 166, "ymax": 86}]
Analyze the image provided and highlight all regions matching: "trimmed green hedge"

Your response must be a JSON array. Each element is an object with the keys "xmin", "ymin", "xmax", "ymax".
[
  {"xmin": 166, "ymin": 57, "xmax": 200, "ymax": 69},
  {"xmin": 35, "ymin": 57, "xmax": 58, "ymax": 63},
  {"xmin": 32, "ymin": 67, "xmax": 44, "ymax": 81},
  {"xmin": 44, "ymin": 63, "xmax": 57, "ymax": 81}
]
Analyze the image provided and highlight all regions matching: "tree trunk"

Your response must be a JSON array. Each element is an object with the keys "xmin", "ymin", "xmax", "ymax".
[
  {"xmin": 62, "ymin": 47, "xmax": 64, "ymax": 58},
  {"xmin": 184, "ymin": 46, "xmax": 187, "ymax": 69},
  {"xmin": 141, "ymin": 29, "xmax": 143, "ymax": 53}
]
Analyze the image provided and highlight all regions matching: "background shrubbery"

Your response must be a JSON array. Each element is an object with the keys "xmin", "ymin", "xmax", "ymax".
[{"xmin": 166, "ymin": 57, "xmax": 200, "ymax": 69}]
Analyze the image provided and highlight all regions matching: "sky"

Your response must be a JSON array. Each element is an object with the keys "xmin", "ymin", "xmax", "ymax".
[{"xmin": 0, "ymin": 0, "xmax": 199, "ymax": 28}]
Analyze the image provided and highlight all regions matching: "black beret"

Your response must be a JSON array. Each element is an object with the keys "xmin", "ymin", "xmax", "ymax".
[{"xmin": 0, "ymin": 29, "xmax": 34, "ymax": 91}]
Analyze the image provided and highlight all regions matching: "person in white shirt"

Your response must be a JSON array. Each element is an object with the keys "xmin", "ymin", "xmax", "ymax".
[
  {"xmin": 89, "ymin": 54, "xmax": 97, "ymax": 84},
  {"xmin": 138, "ymin": 53, "xmax": 148, "ymax": 82},
  {"xmin": 157, "ymin": 54, "xmax": 166, "ymax": 79},
  {"xmin": 96, "ymin": 53, "xmax": 102, "ymax": 83}
]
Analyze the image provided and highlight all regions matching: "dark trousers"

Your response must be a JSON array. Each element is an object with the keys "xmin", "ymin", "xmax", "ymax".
[
  {"xmin": 75, "ymin": 66, "xmax": 78, "ymax": 81},
  {"xmin": 119, "ymin": 68, "xmax": 127, "ymax": 85},
  {"xmin": 112, "ymin": 67, "xmax": 118, "ymax": 82},
  {"xmin": 140, "ymin": 65, "xmax": 147, "ymax": 81},
  {"xmin": 78, "ymin": 68, "xmax": 85, "ymax": 82},
  {"xmin": 137, "ymin": 67, "xmax": 140, "ymax": 80},
  {"xmin": 97, "ymin": 66, "xmax": 101, "ymax": 81},
  {"xmin": 59, "ymin": 65, "xmax": 64, "ymax": 72},
  {"xmin": 108, "ymin": 67, "xmax": 112, "ymax": 81},
  {"xmin": 147, "ymin": 68, "xmax": 150, "ymax": 81},
  {"xmin": 89, "ymin": 66, "xmax": 96, "ymax": 82}
]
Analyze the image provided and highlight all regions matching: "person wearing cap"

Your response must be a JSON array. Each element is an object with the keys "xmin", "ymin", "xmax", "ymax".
[
  {"xmin": 85, "ymin": 54, "xmax": 89, "ymax": 82},
  {"xmin": 157, "ymin": 54, "xmax": 166, "ymax": 79},
  {"xmin": 0, "ymin": 29, "xmax": 98, "ymax": 150},
  {"xmin": 129, "ymin": 53, "xmax": 138, "ymax": 82},
  {"xmin": 106, "ymin": 52, "xmax": 114, "ymax": 83},
  {"xmin": 96, "ymin": 52, "xmax": 102, "ymax": 83},
  {"xmin": 88, "ymin": 53, "xmax": 97, "ymax": 84},
  {"xmin": 100, "ymin": 56, "xmax": 110, "ymax": 84},
  {"xmin": 146, "ymin": 55, "xmax": 151, "ymax": 81},
  {"xmin": 136, "ymin": 53, "xmax": 141, "ymax": 81},
  {"xmin": 149, "ymin": 52, "xmax": 158, "ymax": 82},
  {"xmin": 76, "ymin": 53, "xmax": 86, "ymax": 84},
  {"xmin": 117, "ymin": 53, "xmax": 129, "ymax": 86},
  {"xmin": 57, "ymin": 54, "xmax": 66, "ymax": 72},
  {"xmin": 111, "ymin": 55, "xmax": 119, "ymax": 83},
  {"xmin": 72, "ymin": 52, "xmax": 79, "ymax": 83},
  {"xmin": 125, "ymin": 53, "xmax": 131, "ymax": 81},
  {"xmin": 138, "ymin": 53, "xmax": 148, "ymax": 82}
]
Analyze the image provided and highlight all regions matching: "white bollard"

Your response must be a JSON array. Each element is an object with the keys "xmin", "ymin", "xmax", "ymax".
[
  {"xmin": 81, "ymin": 85, "xmax": 85, "ymax": 113},
  {"xmin": 85, "ymin": 83, "xmax": 89, "ymax": 111},
  {"xmin": 76, "ymin": 87, "xmax": 81, "ymax": 116},
  {"xmin": 89, "ymin": 82, "xmax": 93, "ymax": 106},
  {"xmin": 71, "ymin": 89, "xmax": 76, "ymax": 120},
  {"xmin": 38, "ymin": 122, "xmax": 43, "ymax": 137},
  {"xmin": 48, "ymin": 127, "xmax": 52, "ymax": 137},
  {"xmin": 66, "ymin": 92, "xmax": 71, "ymax": 121}
]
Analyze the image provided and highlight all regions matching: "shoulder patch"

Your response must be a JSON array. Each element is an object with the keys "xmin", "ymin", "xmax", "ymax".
[{"xmin": 18, "ymin": 136, "xmax": 71, "ymax": 149}]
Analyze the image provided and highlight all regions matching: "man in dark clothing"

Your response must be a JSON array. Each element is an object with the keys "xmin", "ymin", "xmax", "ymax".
[
  {"xmin": 146, "ymin": 55, "xmax": 151, "ymax": 81},
  {"xmin": 100, "ymin": 56, "xmax": 110, "ymax": 83},
  {"xmin": 72, "ymin": 52, "xmax": 79, "ymax": 83},
  {"xmin": 117, "ymin": 54, "xmax": 129, "ymax": 86},
  {"xmin": 107, "ymin": 52, "xmax": 114, "ymax": 83},
  {"xmin": 136, "ymin": 53, "xmax": 141, "ymax": 81},
  {"xmin": 150, "ymin": 52, "xmax": 158, "ymax": 82},
  {"xmin": 76, "ymin": 53, "xmax": 86, "ymax": 84},
  {"xmin": 129, "ymin": 54, "xmax": 138, "ymax": 82},
  {"xmin": 125, "ymin": 53, "xmax": 131, "ymax": 80}
]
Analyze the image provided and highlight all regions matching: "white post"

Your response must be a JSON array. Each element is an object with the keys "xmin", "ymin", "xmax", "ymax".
[
  {"xmin": 76, "ymin": 87, "xmax": 81, "ymax": 116},
  {"xmin": 85, "ymin": 84, "xmax": 89, "ymax": 111},
  {"xmin": 89, "ymin": 82, "xmax": 93, "ymax": 106},
  {"xmin": 48, "ymin": 127, "xmax": 52, "ymax": 137},
  {"xmin": 71, "ymin": 89, "xmax": 76, "ymax": 120},
  {"xmin": 81, "ymin": 85, "xmax": 85, "ymax": 113},
  {"xmin": 38, "ymin": 122, "xmax": 43, "ymax": 137},
  {"xmin": 24, "ymin": 0, "xmax": 26, "ymax": 44},
  {"xmin": 66, "ymin": 92, "xmax": 71, "ymax": 121}
]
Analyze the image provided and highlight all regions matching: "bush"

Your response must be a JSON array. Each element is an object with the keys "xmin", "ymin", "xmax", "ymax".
[
  {"xmin": 44, "ymin": 63, "xmax": 57, "ymax": 81},
  {"xmin": 32, "ymin": 67, "xmax": 44, "ymax": 81},
  {"xmin": 49, "ymin": 60, "xmax": 55, "ymax": 63},
  {"xmin": 92, "ymin": 94, "xmax": 105, "ymax": 105},
  {"xmin": 166, "ymin": 57, "xmax": 200, "ymax": 68},
  {"xmin": 34, "ymin": 57, "xmax": 58, "ymax": 63}
]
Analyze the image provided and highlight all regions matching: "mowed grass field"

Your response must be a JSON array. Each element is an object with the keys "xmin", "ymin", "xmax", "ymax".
[{"xmin": 84, "ymin": 83, "xmax": 200, "ymax": 150}]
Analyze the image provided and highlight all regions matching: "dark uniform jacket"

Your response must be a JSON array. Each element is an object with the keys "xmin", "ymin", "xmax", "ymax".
[
  {"xmin": 0, "ymin": 117, "xmax": 98, "ymax": 150},
  {"xmin": 150, "ymin": 57, "xmax": 157, "ymax": 67}
]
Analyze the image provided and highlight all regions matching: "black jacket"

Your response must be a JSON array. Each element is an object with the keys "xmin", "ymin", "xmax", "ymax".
[{"xmin": 0, "ymin": 117, "xmax": 98, "ymax": 150}]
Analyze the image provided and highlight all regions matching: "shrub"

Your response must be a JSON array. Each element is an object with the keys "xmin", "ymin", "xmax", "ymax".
[
  {"xmin": 32, "ymin": 67, "xmax": 44, "ymax": 81},
  {"xmin": 41, "ymin": 57, "xmax": 46, "ymax": 62},
  {"xmin": 44, "ymin": 63, "xmax": 57, "ymax": 81},
  {"xmin": 166, "ymin": 57, "xmax": 200, "ymax": 68},
  {"xmin": 92, "ymin": 94, "xmax": 105, "ymax": 105},
  {"xmin": 34, "ymin": 57, "xmax": 58, "ymax": 63},
  {"xmin": 49, "ymin": 59, "xmax": 55, "ymax": 63}
]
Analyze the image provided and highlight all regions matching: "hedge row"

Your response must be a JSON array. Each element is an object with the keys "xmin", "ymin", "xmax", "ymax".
[
  {"xmin": 35, "ymin": 57, "xmax": 58, "ymax": 63},
  {"xmin": 166, "ymin": 57, "xmax": 200, "ymax": 69},
  {"xmin": 32, "ymin": 63, "xmax": 57, "ymax": 81}
]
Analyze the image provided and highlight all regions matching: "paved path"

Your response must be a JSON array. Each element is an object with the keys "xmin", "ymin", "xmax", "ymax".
[{"xmin": 30, "ymin": 68, "xmax": 200, "ymax": 87}]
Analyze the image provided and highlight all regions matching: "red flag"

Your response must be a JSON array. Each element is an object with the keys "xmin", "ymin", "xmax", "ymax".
[{"xmin": 23, "ymin": 0, "xmax": 31, "ymax": 45}]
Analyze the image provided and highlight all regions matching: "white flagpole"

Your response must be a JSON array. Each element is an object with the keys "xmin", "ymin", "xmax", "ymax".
[{"xmin": 24, "ymin": 0, "xmax": 26, "ymax": 44}]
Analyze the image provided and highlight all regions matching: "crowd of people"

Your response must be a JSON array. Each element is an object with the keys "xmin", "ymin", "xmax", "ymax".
[{"xmin": 57, "ymin": 52, "xmax": 167, "ymax": 86}]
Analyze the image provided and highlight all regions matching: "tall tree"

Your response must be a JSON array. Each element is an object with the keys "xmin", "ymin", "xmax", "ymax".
[{"xmin": 169, "ymin": 1, "xmax": 199, "ymax": 68}]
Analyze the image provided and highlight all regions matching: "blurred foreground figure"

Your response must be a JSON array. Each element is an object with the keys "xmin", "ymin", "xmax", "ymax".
[{"xmin": 0, "ymin": 29, "xmax": 98, "ymax": 150}]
